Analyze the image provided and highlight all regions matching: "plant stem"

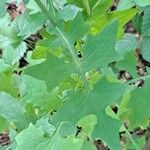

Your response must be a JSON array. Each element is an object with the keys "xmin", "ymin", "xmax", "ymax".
[
  {"xmin": 56, "ymin": 27, "xmax": 89, "ymax": 90},
  {"xmin": 34, "ymin": 0, "xmax": 89, "ymax": 90},
  {"xmin": 83, "ymin": 0, "xmax": 91, "ymax": 16},
  {"xmin": 48, "ymin": 0, "xmax": 56, "ymax": 17},
  {"xmin": 124, "ymin": 125, "xmax": 139, "ymax": 150},
  {"xmin": 35, "ymin": 0, "xmax": 57, "ymax": 26},
  {"xmin": 92, "ymin": 0, "xmax": 102, "ymax": 11}
]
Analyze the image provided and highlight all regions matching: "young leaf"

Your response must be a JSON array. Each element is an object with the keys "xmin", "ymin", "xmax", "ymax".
[{"xmin": 91, "ymin": 8, "xmax": 138, "ymax": 37}]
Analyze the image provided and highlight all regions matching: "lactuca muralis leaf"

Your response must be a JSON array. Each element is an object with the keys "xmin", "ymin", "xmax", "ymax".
[
  {"xmin": 25, "ymin": 53, "xmax": 75, "ymax": 90},
  {"xmin": 52, "ymin": 77, "xmax": 129, "ymax": 150},
  {"xmin": 115, "ymin": 33, "xmax": 138, "ymax": 56},
  {"xmin": 0, "ymin": 92, "xmax": 25, "ymax": 123},
  {"xmin": 122, "ymin": 78, "xmax": 150, "ymax": 128},
  {"xmin": 116, "ymin": 51, "xmax": 137, "ymax": 78},
  {"xmin": 141, "ymin": 6, "xmax": 150, "ymax": 61},
  {"xmin": 15, "ymin": 124, "xmax": 47, "ymax": 150},
  {"xmin": 0, "ymin": 73, "xmax": 19, "ymax": 97},
  {"xmin": 16, "ymin": 123, "xmax": 85, "ymax": 150},
  {"xmin": 91, "ymin": 8, "xmax": 138, "ymax": 37},
  {"xmin": 0, "ymin": 0, "xmax": 7, "ymax": 18},
  {"xmin": 82, "ymin": 20, "xmax": 119, "ymax": 71}
]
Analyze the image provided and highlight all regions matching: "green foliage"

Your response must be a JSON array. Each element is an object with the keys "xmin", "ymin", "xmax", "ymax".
[{"xmin": 0, "ymin": 0, "xmax": 150, "ymax": 150}]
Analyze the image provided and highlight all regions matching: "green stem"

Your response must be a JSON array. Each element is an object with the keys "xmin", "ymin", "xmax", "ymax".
[
  {"xmin": 92, "ymin": 0, "xmax": 102, "ymax": 11},
  {"xmin": 35, "ymin": 0, "xmax": 57, "ymax": 26},
  {"xmin": 83, "ymin": 0, "xmax": 91, "ymax": 16},
  {"xmin": 49, "ymin": 0, "xmax": 56, "ymax": 17},
  {"xmin": 124, "ymin": 125, "xmax": 139, "ymax": 150},
  {"xmin": 34, "ymin": 0, "xmax": 89, "ymax": 90}
]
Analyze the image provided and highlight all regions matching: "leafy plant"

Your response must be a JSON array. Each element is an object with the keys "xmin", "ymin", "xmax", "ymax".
[{"xmin": 0, "ymin": 0, "xmax": 150, "ymax": 150}]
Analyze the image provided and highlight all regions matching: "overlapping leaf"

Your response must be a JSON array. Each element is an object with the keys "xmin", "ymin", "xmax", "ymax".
[
  {"xmin": 25, "ymin": 53, "xmax": 75, "ymax": 90},
  {"xmin": 118, "ymin": 0, "xmax": 150, "ymax": 10},
  {"xmin": 142, "ymin": 7, "xmax": 150, "ymax": 61},
  {"xmin": 52, "ymin": 77, "xmax": 129, "ymax": 150},
  {"xmin": 82, "ymin": 20, "xmax": 119, "ymax": 71},
  {"xmin": 91, "ymin": 8, "xmax": 138, "ymax": 37},
  {"xmin": 123, "ymin": 78, "xmax": 150, "ymax": 128},
  {"xmin": 0, "ymin": 92, "xmax": 25, "ymax": 123}
]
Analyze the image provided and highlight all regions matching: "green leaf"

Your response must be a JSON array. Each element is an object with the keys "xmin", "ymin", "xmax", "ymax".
[
  {"xmin": 141, "ymin": 37, "xmax": 150, "ymax": 61},
  {"xmin": 142, "ymin": 7, "xmax": 150, "ymax": 36},
  {"xmin": 141, "ymin": 7, "xmax": 150, "ymax": 61},
  {"xmin": 81, "ymin": 141, "xmax": 96, "ymax": 150},
  {"xmin": 26, "ymin": 0, "xmax": 47, "ymax": 14},
  {"xmin": 53, "ymin": 77, "xmax": 129, "ymax": 149},
  {"xmin": 66, "ymin": 13, "xmax": 89, "ymax": 45},
  {"xmin": 0, "ymin": 0, "xmax": 7, "ymax": 18},
  {"xmin": 14, "ymin": 11, "xmax": 47, "ymax": 37},
  {"xmin": 0, "ymin": 59, "xmax": 10, "ymax": 73},
  {"xmin": 0, "ymin": 116, "xmax": 8, "ymax": 132},
  {"xmin": 90, "ymin": 0, "xmax": 112, "ymax": 19},
  {"xmin": 47, "ymin": 12, "xmax": 89, "ymax": 47},
  {"xmin": 124, "ymin": 78, "xmax": 150, "ymax": 128},
  {"xmin": 35, "ymin": 118, "xmax": 56, "ymax": 136},
  {"xmin": 134, "ymin": 0, "xmax": 150, "ymax": 7},
  {"xmin": 35, "ymin": 136, "xmax": 84, "ymax": 150},
  {"xmin": 91, "ymin": 8, "xmax": 138, "ymax": 37},
  {"xmin": 0, "ymin": 92, "xmax": 25, "ymax": 123},
  {"xmin": 35, "ymin": 123, "xmax": 85, "ymax": 150},
  {"xmin": 115, "ymin": 33, "xmax": 138, "ymax": 56},
  {"xmin": 0, "ymin": 21, "xmax": 27, "ymax": 65},
  {"xmin": 57, "ymin": 5, "xmax": 81, "ymax": 22},
  {"xmin": 82, "ymin": 20, "xmax": 119, "ymax": 71},
  {"xmin": 0, "ymin": 73, "xmax": 19, "ymax": 97},
  {"xmin": 118, "ymin": 0, "xmax": 150, "ymax": 9},
  {"xmin": 132, "ymin": 13, "xmax": 142, "ymax": 33},
  {"xmin": 77, "ymin": 115, "xmax": 97, "ymax": 137},
  {"xmin": 116, "ymin": 52, "xmax": 137, "ymax": 78},
  {"xmin": 15, "ymin": 124, "xmax": 47, "ymax": 150},
  {"xmin": 22, "ymin": 75, "xmax": 62, "ymax": 111},
  {"xmin": 16, "ymin": 122, "xmax": 84, "ymax": 150},
  {"xmin": 117, "ymin": 0, "xmax": 135, "ymax": 10},
  {"xmin": 25, "ymin": 53, "xmax": 75, "ymax": 90},
  {"xmin": 3, "ymin": 42, "xmax": 27, "ymax": 65}
]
